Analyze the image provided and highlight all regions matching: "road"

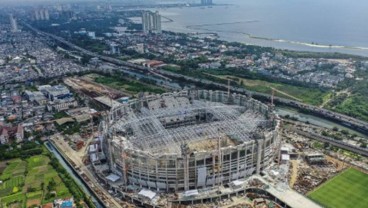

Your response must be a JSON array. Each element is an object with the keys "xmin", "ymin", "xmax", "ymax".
[
  {"xmin": 158, "ymin": 70, "xmax": 368, "ymax": 135},
  {"xmin": 290, "ymin": 128, "xmax": 368, "ymax": 157},
  {"xmin": 22, "ymin": 22, "xmax": 170, "ymax": 80},
  {"xmin": 22, "ymin": 21, "xmax": 368, "ymax": 135}
]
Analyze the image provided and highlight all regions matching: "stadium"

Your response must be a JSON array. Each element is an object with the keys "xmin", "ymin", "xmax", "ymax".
[{"xmin": 103, "ymin": 90, "xmax": 280, "ymax": 192}]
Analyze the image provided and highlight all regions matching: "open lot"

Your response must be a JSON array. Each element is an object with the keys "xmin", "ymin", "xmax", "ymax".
[
  {"xmin": 308, "ymin": 168, "xmax": 368, "ymax": 208},
  {"xmin": 218, "ymin": 75, "xmax": 330, "ymax": 105},
  {"xmin": 92, "ymin": 74, "xmax": 166, "ymax": 95},
  {"xmin": 0, "ymin": 154, "xmax": 71, "ymax": 207}
]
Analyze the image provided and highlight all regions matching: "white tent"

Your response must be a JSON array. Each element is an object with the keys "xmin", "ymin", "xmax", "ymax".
[
  {"xmin": 183, "ymin": 190, "xmax": 199, "ymax": 197},
  {"xmin": 138, "ymin": 189, "xmax": 157, "ymax": 200},
  {"xmin": 105, "ymin": 174, "xmax": 120, "ymax": 182},
  {"xmin": 231, "ymin": 180, "xmax": 243, "ymax": 187}
]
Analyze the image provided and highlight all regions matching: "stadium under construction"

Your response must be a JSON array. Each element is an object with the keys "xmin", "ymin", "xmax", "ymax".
[{"xmin": 100, "ymin": 90, "xmax": 280, "ymax": 195}]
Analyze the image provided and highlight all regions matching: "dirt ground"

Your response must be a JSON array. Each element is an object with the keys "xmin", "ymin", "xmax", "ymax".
[
  {"xmin": 26, "ymin": 198, "xmax": 41, "ymax": 207},
  {"xmin": 0, "ymin": 161, "xmax": 7, "ymax": 174},
  {"xmin": 325, "ymin": 155, "xmax": 347, "ymax": 171}
]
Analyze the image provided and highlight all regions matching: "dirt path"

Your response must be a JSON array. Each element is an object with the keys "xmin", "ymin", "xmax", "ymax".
[
  {"xmin": 205, "ymin": 73, "xmax": 302, "ymax": 101},
  {"xmin": 319, "ymin": 89, "xmax": 350, "ymax": 108},
  {"xmin": 289, "ymin": 160, "xmax": 299, "ymax": 188},
  {"xmin": 270, "ymin": 87, "xmax": 302, "ymax": 102}
]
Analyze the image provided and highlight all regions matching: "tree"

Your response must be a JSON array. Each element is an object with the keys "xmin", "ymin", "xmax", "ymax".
[{"xmin": 360, "ymin": 143, "xmax": 367, "ymax": 148}]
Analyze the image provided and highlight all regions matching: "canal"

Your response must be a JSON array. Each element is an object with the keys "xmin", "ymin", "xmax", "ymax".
[
  {"xmin": 275, "ymin": 106, "xmax": 367, "ymax": 138},
  {"xmin": 44, "ymin": 141, "xmax": 104, "ymax": 208}
]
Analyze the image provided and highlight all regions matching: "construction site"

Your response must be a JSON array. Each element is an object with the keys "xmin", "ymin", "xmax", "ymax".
[
  {"xmin": 104, "ymin": 90, "xmax": 279, "ymax": 191},
  {"xmin": 280, "ymin": 121, "xmax": 368, "ymax": 196},
  {"xmin": 75, "ymin": 89, "xmax": 311, "ymax": 208},
  {"xmin": 64, "ymin": 76, "xmax": 127, "ymax": 100},
  {"xmin": 50, "ymin": 76, "xmax": 368, "ymax": 208}
]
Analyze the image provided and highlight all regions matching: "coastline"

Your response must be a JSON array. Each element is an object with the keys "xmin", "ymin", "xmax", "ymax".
[{"xmin": 156, "ymin": 3, "xmax": 368, "ymax": 57}]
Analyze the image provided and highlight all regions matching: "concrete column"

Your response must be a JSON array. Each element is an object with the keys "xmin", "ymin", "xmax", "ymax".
[
  {"xmin": 236, "ymin": 150, "xmax": 240, "ymax": 180},
  {"xmin": 184, "ymin": 155, "xmax": 190, "ymax": 191},
  {"xmin": 156, "ymin": 160, "xmax": 159, "ymax": 191},
  {"xmin": 256, "ymin": 139, "xmax": 264, "ymax": 175},
  {"xmin": 121, "ymin": 147, "xmax": 127, "ymax": 185},
  {"xmin": 194, "ymin": 158, "xmax": 197, "ymax": 189},
  {"xmin": 175, "ymin": 159, "xmax": 178, "ymax": 191}
]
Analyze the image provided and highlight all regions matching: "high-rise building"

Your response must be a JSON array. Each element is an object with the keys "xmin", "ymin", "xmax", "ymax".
[
  {"xmin": 153, "ymin": 11, "xmax": 162, "ymax": 34},
  {"xmin": 9, "ymin": 14, "xmax": 18, "ymax": 33},
  {"xmin": 142, "ymin": 11, "xmax": 151, "ymax": 34},
  {"xmin": 142, "ymin": 11, "xmax": 162, "ymax": 34},
  {"xmin": 39, "ymin": 9, "xmax": 45, "ymax": 20},
  {"xmin": 33, "ymin": 9, "xmax": 49, "ymax": 21},
  {"xmin": 110, "ymin": 43, "xmax": 120, "ymax": 55},
  {"xmin": 201, "ymin": 0, "xmax": 213, "ymax": 5},
  {"xmin": 44, "ymin": 9, "xmax": 50, "ymax": 20},
  {"xmin": 34, "ymin": 10, "xmax": 40, "ymax": 20}
]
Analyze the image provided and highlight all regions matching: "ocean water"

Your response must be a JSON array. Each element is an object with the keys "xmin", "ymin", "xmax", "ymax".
[{"xmin": 156, "ymin": 0, "xmax": 368, "ymax": 56}]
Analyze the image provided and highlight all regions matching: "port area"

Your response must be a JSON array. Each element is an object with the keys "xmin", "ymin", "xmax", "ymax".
[{"xmin": 48, "ymin": 135, "xmax": 133, "ymax": 208}]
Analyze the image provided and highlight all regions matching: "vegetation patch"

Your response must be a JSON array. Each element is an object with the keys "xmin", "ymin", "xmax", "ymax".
[
  {"xmin": 94, "ymin": 75, "xmax": 166, "ymax": 94},
  {"xmin": 328, "ymin": 95, "xmax": 368, "ymax": 122},
  {"xmin": 218, "ymin": 75, "xmax": 330, "ymax": 105},
  {"xmin": 0, "ymin": 150, "xmax": 73, "ymax": 207}
]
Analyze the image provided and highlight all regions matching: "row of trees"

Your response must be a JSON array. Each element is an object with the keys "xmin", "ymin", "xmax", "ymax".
[
  {"xmin": 48, "ymin": 153, "xmax": 95, "ymax": 208},
  {"xmin": 0, "ymin": 142, "xmax": 43, "ymax": 160}
]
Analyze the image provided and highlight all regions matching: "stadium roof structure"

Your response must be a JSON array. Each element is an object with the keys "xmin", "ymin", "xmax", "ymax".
[{"xmin": 111, "ymin": 98, "xmax": 270, "ymax": 155}]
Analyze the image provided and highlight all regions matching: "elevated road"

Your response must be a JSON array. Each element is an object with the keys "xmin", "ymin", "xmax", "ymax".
[
  {"xmin": 22, "ymin": 22, "xmax": 169, "ymax": 80},
  {"xmin": 158, "ymin": 70, "xmax": 368, "ymax": 135},
  {"xmin": 23, "ymin": 21, "xmax": 368, "ymax": 135},
  {"xmin": 291, "ymin": 128, "xmax": 368, "ymax": 157}
]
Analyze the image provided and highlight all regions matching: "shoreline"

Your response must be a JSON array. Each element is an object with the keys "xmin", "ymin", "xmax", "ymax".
[
  {"xmin": 184, "ymin": 23, "xmax": 368, "ymax": 55},
  {"xmin": 157, "ymin": 5, "xmax": 368, "ymax": 57}
]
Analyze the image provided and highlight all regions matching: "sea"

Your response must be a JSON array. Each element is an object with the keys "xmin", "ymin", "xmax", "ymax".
[{"xmin": 155, "ymin": 0, "xmax": 368, "ymax": 57}]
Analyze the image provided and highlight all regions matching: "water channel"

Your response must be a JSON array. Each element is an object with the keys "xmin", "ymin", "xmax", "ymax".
[
  {"xmin": 44, "ymin": 141, "xmax": 104, "ymax": 208},
  {"xmin": 275, "ymin": 107, "xmax": 367, "ymax": 138}
]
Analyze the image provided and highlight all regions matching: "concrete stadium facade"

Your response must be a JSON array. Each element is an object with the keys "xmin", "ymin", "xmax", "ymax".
[{"xmin": 103, "ymin": 90, "xmax": 280, "ymax": 192}]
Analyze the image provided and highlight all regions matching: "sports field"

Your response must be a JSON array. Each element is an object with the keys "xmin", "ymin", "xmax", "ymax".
[{"xmin": 308, "ymin": 168, "xmax": 368, "ymax": 208}]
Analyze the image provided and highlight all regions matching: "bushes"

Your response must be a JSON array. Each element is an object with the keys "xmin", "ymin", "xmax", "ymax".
[
  {"xmin": 48, "ymin": 155, "xmax": 95, "ymax": 208},
  {"xmin": 0, "ymin": 142, "xmax": 43, "ymax": 160}
]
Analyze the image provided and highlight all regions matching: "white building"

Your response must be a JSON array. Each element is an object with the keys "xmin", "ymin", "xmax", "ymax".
[
  {"xmin": 142, "ymin": 11, "xmax": 162, "ymax": 34},
  {"xmin": 87, "ymin": 31, "xmax": 96, "ymax": 39},
  {"xmin": 9, "ymin": 14, "xmax": 18, "ymax": 33}
]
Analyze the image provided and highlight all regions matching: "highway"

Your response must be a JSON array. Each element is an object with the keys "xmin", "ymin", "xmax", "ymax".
[
  {"xmin": 22, "ymin": 22, "xmax": 169, "ymax": 80},
  {"xmin": 291, "ymin": 128, "xmax": 368, "ymax": 157},
  {"xmin": 158, "ymin": 70, "xmax": 368, "ymax": 135},
  {"xmin": 23, "ymin": 21, "xmax": 368, "ymax": 135}
]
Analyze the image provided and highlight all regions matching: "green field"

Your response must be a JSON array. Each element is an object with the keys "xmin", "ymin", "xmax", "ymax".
[
  {"xmin": 308, "ymin": 168, "xmax": 368, "ymax": 208},
  {"xmin": 93, "ymin": 74, "xmax": 166, "ymax": 94},
  {"xmin": 218, "ymin": 75, "xmax": 330, "ymax": 105},
  {"xmin": 0, "ymin": 154, "xmax": 71, "ymax": 207}
]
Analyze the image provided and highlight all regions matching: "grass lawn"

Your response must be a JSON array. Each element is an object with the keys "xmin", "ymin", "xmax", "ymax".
[
  {"xmin": 332, "ymin": 95, "xmax": 368, "ymax": 122},
  {"xmin": 308, "ymin": 168, "xmax": 368, "ymax": 208},
  {"xmin": 94, "ymin": 75, "xmax": 166, "ymax": 94},
  {"xmin": 218, "ymin": 75, "xmax": 330, "ymax": 106},
  {"xmin": 0, "ymin": 153, "xmax": 72, "ymax": 207}
]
